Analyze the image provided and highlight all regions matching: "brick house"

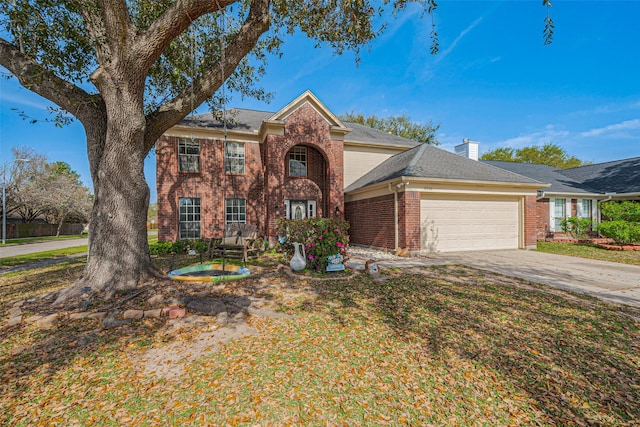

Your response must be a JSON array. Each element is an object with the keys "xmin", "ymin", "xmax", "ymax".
[
  {"xmin": 483, "ymin": 158, "xmax": 640, "ymax": 239},
  {"xmin": 156, "ymin": 90, "xmax": 550, "ymax": 253}
]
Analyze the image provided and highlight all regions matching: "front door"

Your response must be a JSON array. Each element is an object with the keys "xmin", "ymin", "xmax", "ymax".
[
  {"xmin": 291, "ymin": 201, "xmax": 306, "ymax": 220},
  {"xmin": 285, "ymin": 200, "xmax": 317, "ymax": 220}
]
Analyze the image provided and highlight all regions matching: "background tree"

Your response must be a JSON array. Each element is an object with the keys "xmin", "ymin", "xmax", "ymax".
[
  {"xmin": 480, "ymin": 143, "xmax": 588, "ymax": 169},
  {"xmin": 5, "ymin": 148, "xmax": 92, "ymax": 232},
  {"xmin": 4, "ymin": 147, "xmax": 49, "ymax": 223},
  {"xmin": 340, "ymin": 112, "xmax": 440, "ymax": 145},
  {"xmin": 41, "ymin": 162, "xmax": 93, "ymax": 236}
]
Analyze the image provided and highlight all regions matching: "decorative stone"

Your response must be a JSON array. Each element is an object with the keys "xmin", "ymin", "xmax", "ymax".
[
  {"xmin": 162, "ymin": 305, "xmax": 180, "ymax": 316},
  {"xmin": 7, "ymin": 316, "xmax": 22, "ymax": 326},
  {"xmin": 123, "ymin": 310, "xmax": 144, "ymax": 320},
  {"xmin": 35, "ymin": 314, "xmax": 58, "ymax": 330},
  {"xmin": 24, "ymin": 315, "xmax": 43, "ymax": 324},
  {"xmin": 143, "ymin": 309, "xmax": 163, "ymax": 318},
  {"xmin": 168, "ymin": 307, "xmax": 186, "ymax": 319},
  {"xmin": 147, "ymin": 294, "xmax": 164, "ymax": 306},
  {"xmin": 87, "ymin": 312, "xmax": 107, "ymax": 321},
  {"xmin": 69, "ymin": 312, "xmax": 90, "ymax": 320}
]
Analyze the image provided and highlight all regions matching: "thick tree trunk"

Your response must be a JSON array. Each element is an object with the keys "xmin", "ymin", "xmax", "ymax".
[{"xmin": 55, "ymin": 77, "xmax": 157, "ymax": 303}]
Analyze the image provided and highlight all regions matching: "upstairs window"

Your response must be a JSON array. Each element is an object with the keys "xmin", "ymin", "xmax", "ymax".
[
  {"xmin": 178, "ymin": 138, "xmax": 200, "ymax": 172},
  {"xmin": 179, "ymin": 197, "xmax": 201, "ymax": 239},
  {"xmin": 225, "ymin": 141, "xmax": 245, "ymax": 174},
  {"xmin": 289, "ymin": 146, "xmax": 307, "ymax": 177}
]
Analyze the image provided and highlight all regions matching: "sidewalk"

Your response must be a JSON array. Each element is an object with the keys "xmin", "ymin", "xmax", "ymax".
[{"xmin": 0, "ymin": 237, "xmax": 89, "ymax": 258}]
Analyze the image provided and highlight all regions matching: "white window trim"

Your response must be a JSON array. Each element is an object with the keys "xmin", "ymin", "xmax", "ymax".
[
  {"xmin": 178, "ymin": 197, "xmax": 201, "ymax": 239},
  {"xmin": 224, "ymin": 141, "xmax": 245, "ymax": 175},
  {"xmin": 178, "ymin": 138, "xmax": 200, "ymax": 172},
  {"xmin": 550, "ymin": 197, "xmax": 568, "ymax": 232},
  {"xmin": 284, "ymin": 199, "xmax": 317, "ymax": 220},
  {"xmin": 225, "ymin": 198, "xmax": 247, "ymax": 224},
  {"xmin": 289, "ymin": 146, "xmax": 307, "ymax": 177}
]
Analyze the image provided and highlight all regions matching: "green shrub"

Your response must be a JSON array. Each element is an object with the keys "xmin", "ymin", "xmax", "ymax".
[
  {"xmin": 597, "ymin": 221, "xmax": 640, "ymax": 245},
  {"xmin": 148, "ymin": 239, "xmax": 210, "ymax": 255},
  {"xmin": 276, "ymin": 218, "xmax": 349, "ymax": 270},
  {"xmin": 149, "ymin": 241, "xmax": 175, "ymax": 255},
  {"xmin": 559, "ymin": 216, "xmax": 594, "ymax": 239},
  {"xmin": 599, "ymin": 201, "xmax": 640, "ymax": 222}
]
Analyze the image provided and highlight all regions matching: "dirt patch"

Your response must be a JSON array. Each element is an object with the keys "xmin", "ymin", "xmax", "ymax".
[{"xmin": 137, "ymin": 320, "xmax": 260, "ymax": 379}]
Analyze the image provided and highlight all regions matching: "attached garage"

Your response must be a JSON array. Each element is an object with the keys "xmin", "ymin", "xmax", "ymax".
[
  {"xmin": 344, "ymin": 143, "xmax": 546, "ymax": 253},
  {"xmin": 421, "ymin": 195, "xmax": 520, "ymax": 252}
]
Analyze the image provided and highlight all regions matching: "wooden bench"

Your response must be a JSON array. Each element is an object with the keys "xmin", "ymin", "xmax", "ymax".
[{"xmin": 209, "ymin": 223, "xmax": 263, "ymax": 262}]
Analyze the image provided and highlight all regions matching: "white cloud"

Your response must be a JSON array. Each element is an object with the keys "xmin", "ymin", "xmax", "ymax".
[
  {"xmin": 435, "ymin": 17, "xmax": 483, "ymax": 63},
  {"xmin": 580, "ymin": 119, "xmax": 640, "ymax": 137},
  {"xmin": 493, "ymin": 127, "xmax": 571, "ymax": 149},
  {"xmin": 0, "ymin": 91, "xmax": 51, "ymax": 111}
]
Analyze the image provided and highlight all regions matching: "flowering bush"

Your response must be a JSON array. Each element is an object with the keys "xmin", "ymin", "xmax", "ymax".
[{"xmin": 276, "ymin": 218, "xmax": 349, "ymax": 270}]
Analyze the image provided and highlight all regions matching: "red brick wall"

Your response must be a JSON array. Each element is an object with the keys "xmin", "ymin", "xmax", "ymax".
[
  {"xmin": 536, "ymin": 198, "xmax": 551, "ymax": 239},
  {"xmin": 345, "ymin": 194, "xmax": 395, "ymax": 249},
  {"xmin": 398, "ymin": 191, "xmax": 421, "ymax": 251},
  {"xmin": 264, "ymin": 103, "xmax": 344, "ymax": 239},
  {"xmin": 156, "ymin": 135, "xmax": 265, "ymax": 241},
  {"xmin": 524, "ymin": 195, "xmax": 538, "ymax": 247},
  {"xmin": 157, "ymin": 102, "xmax": 345, "ymax": 242}
]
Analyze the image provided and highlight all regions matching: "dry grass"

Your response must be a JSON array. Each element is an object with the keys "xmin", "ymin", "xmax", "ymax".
[{"xmin": 1, "ymin": 257, "xmax": 639, "ymax": 426}]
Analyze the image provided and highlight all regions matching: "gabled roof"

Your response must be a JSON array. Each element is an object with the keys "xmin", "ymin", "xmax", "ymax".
[
  {"xmin": 267, "ymin": 90, "xmax": 347, "ymax": 130},
  {"xmin": 481, "ymin": 161, "xmax": 602, "ymax": 195},
  {"xmin": 346, "ymin": 144, "xmax": 542, "ymax": 192},
  {"xmin": 558, "ymin": 157, "xmax": 640, "ymax": 194},
  {"xmin": 178, "ymin": 109, "xmax": 420, "ymax": 148}
]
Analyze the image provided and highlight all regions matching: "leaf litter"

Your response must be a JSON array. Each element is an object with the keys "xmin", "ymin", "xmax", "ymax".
[{"xmin": 0, "ymin": 263, "xmax": 639, "ymax": 425}]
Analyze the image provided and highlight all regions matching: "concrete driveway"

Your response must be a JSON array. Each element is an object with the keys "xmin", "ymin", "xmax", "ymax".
[{"xmin": 351, "ymin": 249, "xmax": 640, "ymax": 309}]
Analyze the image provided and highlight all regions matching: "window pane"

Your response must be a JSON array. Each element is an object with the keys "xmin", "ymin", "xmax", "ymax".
[
  {"xmin": 178, "ymin": 139, "xmax": 200, "ymax": 172},
  {"xmin": 225, "ymin": 199, "xmax": 246, "ymax": 224},
  {"xmin": 178, "ymin": 197, "xmax": 201, "ymax": 239},
  {"xmin": 289, "ymin": 146, "xmax": 307, "ymax": 177},
  {"xmin": 225, "ymin": 142, "xmax": 245, "ymax": 174}
]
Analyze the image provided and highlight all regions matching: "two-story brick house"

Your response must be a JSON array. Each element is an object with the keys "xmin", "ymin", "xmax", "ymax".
[{"xmin": 156, "ymin": 90, "xmax": 548, "ymax": 253}]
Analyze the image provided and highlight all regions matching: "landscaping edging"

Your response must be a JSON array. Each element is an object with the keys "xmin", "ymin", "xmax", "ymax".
[{"xmin": 596, "ymin": 243, "xmax": 640, "ymax": 251}]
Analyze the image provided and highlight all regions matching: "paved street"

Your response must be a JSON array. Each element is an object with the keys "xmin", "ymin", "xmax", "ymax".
[{"xmin": 0, "ymin": 238, "xmax": 89, "ymax": 258}]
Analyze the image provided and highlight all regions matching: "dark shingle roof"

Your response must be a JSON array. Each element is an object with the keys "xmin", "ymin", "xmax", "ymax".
[
  {"xmin": 179, "ymin": 109, "xmax": 420, "ymax": 148},
  {"xmin": 180, "ymin": 109, "xmax": 273, "ymax": 131},
  {"xmin": 481, "ymin": 161, "xmax": 601, "ymax": 195},
  {"xmin": 346, "ymin": 145, "xmax": 542, "ymax": 192},
  {"xmin": 558, "ymin": 157, "xmax": 640, "ymax": 194}
]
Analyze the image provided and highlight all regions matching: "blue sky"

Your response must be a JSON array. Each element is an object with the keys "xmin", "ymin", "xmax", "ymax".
[{"xmin": 1, "ymin": 1, "xmax": 639, "ymax": 203}]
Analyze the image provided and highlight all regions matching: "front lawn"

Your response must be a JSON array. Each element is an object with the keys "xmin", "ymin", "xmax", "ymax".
[
  {"xmin": 1, "ymin": 258, "xmax": 639, "ymax": 425},
  {"xmin": 536, "ymin": 241, "xmax": 640, "ymax": 266}
]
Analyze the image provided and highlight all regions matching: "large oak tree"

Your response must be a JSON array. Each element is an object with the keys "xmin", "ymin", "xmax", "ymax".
[{"xmin": 0, "ymin": 0, "xmax": 440, "ymax": 301}]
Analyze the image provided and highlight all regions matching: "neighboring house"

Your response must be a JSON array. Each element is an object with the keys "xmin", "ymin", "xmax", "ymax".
[
  {"xmin": 156, "ymin": 90, "xmax": 548, "ymax": 253},
  {"xmin": 482, "ymin": 158, "xmax": 640, "ymax": 239}
]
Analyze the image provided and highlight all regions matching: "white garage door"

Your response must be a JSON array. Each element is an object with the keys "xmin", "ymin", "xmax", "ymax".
[{"xmin": 421, "ymin": 195, "xmax": 520, "ymax": 252}]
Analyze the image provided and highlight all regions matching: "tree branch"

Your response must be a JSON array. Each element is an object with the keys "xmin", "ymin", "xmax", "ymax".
[
  {"xmin": 143, "ymin": 0, "xmax": 271, "ymax": 151},
  {"xmin": 133, "ymin": 0, "xmax": 236, "ymax": 73},
  {"xmin": 0, "ymin": 37, "xmax": 103, "ymax": 125}
]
